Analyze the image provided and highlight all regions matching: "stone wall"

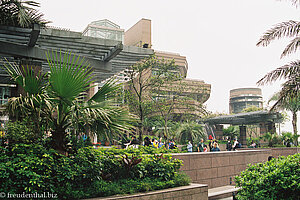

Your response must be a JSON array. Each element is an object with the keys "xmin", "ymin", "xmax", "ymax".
[
  {"xmin": 87, "ymin": 183, "xmax": 208, "ymax": 200},
  {"xmin": 172, "ymin": 148, "xmax": 299, "ymax": 188}
]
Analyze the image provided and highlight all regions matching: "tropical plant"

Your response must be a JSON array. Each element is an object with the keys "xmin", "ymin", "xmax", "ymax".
[
  {"xmin": 257, "ymin": 1, "xmax": 300, "ymax": 143},
  {"xmin": 1, "ymin": 51, "xmax": 135, "ymax": 153},
  {"xmin": 262, "ymin": 132, "xmax": 282, "ymax": 147},
  {"xmin": 175, "ymin": 121, "xmax": 206, "ymax": 144},
  {"xmin": 223, "ymin": 125, "xmax": 240, "ymax": 140},
  {"xmin": 0, "ymin": 0, "xmax": 49, "ymax": 28},
  {"xmin": 268, "ymin": 92, "xmax": 299, "ymax": 145}
]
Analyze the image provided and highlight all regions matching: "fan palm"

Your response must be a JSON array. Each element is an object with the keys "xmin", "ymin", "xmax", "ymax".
[
  {"xmin": 0, "ymin": 0, "xmax": 49, "ymax": 28},
  {"xmin": 2, "ymin": 51, "xmax": 136, "ymax": 153},
  {"xmin": 176, "ymin": 121, "xmax": 206, "ymax": 144}
]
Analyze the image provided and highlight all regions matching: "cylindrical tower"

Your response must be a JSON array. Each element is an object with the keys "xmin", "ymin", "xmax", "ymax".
[{"xmin": 229, "ymin": 88, "xmax": 263, "ymax": 114}]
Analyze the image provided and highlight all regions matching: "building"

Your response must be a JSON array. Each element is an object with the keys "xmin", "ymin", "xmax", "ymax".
[
  {"xmin": 229, "ymin": 88, "xmax": 263, "ymax": 114},
  {"xmin": 124, "ymin": 19, "xmax": 211, "ymax": 117}
]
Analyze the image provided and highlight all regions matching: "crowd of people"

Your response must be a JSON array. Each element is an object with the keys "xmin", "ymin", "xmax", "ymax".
[
  {"xmin": 123, "ymin": 134, "xmax": 246, "ymax": 152},
  {"xmin": 123, "ymin": 135, "xmax": 178, "ymax": 150}
]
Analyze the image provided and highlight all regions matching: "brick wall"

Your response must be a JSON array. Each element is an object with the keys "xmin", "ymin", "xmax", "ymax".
[{"xmin": 172, "ymin": 148, "xmax": 299, "ymax": 188}]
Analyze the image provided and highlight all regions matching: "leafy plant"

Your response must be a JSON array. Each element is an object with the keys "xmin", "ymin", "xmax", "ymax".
[{"xmin": 235, "ymin": 153, "xmax": 300, "ymax": 200}]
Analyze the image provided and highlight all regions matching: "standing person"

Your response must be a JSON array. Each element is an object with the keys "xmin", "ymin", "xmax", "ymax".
[
  {"xmin": 226, "ymin": 138, "xmax": 232, "ymax": 151},
  {"xmin": 208, "ymin": 139, "xmax": 214, "ymax": 151},
  {"xmin": 232, "ymin": 138, "xmax": 239, "ymax": 151},
  {"xmin": 211, "ymin": 142, "xmax": 220, "ymax": 152},
  {"xmin": 187, "ymin": 141, "xmax": 193, "ymax": 152},
  {"xmin": 198, "ymin": 139, "xmax": 205, "ymax": 152}
]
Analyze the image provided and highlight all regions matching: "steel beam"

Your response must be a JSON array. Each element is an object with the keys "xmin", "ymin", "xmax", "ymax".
[
  {"xmin": 27, "ymin": 24, "xmax": 40, "ymax": 47},
  {"xmin": 102, "ymin": 42, "xmax": 123, "ymax": 62},
  {"xmin": 0, "ymin": 41, "xmax": 112, "ymax": 72}
]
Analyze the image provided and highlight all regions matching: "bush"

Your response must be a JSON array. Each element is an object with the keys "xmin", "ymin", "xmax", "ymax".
[
  {"xmin": 4, "ymin": 120, "xmax": 37, "ymax": 146},
  {"xmin": 235, "ymin": 153, "xmax": 300, "ymax": 200},
  {"xmin": 0, "ymin": 144, "xmax": 189, "ymax": 199}
]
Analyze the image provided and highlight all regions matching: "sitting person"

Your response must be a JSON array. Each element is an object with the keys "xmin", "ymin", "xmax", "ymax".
[
  {"xmin": 250, "ymin": 140, "xmax": 256, "ymax": 148},
  {"xmin": 144, "ymin": 137, "xmax": 151, "ymax": 146},
  {"xmin": 152, "ymin": 139, "xmax": 158, "ymax": 148},
  {"xmin": 158, "ymin": 138, "xmax": 164, "ymax": 148},
  {"xmin": 211, "ymin": 142, "xmax": 220, "ymax": 152}
]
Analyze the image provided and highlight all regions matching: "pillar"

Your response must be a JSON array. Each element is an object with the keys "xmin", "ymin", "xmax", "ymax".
[{"xmin": 239, "ymin": 125, "xmax": 247, "ymax": 147}]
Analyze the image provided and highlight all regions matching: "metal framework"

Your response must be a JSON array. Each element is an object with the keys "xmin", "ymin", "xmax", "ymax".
[
  {"xmin": 0, "ymin": 24, "xmax": 153, "ymax": 83},
  {"xmin": 203, "ymin": 111, "xmax": 283, "ymax": 125}
]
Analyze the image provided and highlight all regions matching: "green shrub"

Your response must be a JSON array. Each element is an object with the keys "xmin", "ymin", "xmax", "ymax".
[
  {"xmin": 0, "ymin": 144, "xmax": 189, "ymax": 199},
  {"xmin": 4, "ymin": 120, "xmax": 37, "ymax": 146},
  {"xmin": 235, "ymin": 153, "xmax": 300, "ymax": 200}
]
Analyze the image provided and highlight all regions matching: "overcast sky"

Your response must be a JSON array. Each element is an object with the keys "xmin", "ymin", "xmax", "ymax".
[{"xmin": 37, "ymin": 0, "xmax": 299, "ymax": 132}]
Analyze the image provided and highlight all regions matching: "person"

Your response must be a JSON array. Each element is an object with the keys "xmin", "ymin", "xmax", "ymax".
[
  {"xmin": 158, "ymin": 138, "xmax": 164, "ymax": 148},
  {"xmin": 198, "ymin": 139, "xmax": 205, "ymax": 152},
  {"xmin": 152, "ymin": 139, "xmax": 158, "ymax": 148},
  {"xmin": 250, "ymin": 140, "xmax": 256, "ymax": 148},
  {"xmin": 211, "ymin": 142, "xmax": 220, "ymax": 152},
  {"xmin": 232, "ymin": 138, "xmax": 239, "ymax": 151},
  {"xmin": 169, "ymin": 140, "xmax": 176, "ymax": 149},
  {"xmin": 226, "ymin": 138, "xmax": 232, "ymax": 151},
  {"xmin": 208, "ymin": 138, "xmax": 214, "ymax": 151},
  {"xmin": 129, "ymin": 135, "xmax": 139, "ymax": 148},
  {"xmin": 187, "ymin": 141, "xmax": 193, "ymax": 152},
  {"xmin": 144, "ymin": 137, "xmax": 151, "ymax": 147}
]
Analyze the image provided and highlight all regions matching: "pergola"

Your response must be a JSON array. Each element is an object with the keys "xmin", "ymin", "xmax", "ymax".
[
  {"xmin": 0, "ymin": 24, "xmax": 153, "ymax": 84},
  {"xmin": 203, "ymin": 111, "xmax": 283, "ymax": 146}
]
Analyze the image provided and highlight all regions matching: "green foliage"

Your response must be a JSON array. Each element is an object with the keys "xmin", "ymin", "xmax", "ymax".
[
  {"xmin": 2, "ymin": 52, "xmax": 135, "ymax": 153},
  {"xmin": 0, "ymin": 0, "xmax": 49, "ymax": 28},
  {"xmin": 0, "ymin": 144, "xmax": 189, "ymax": 199},
  {"xmin": 176, "ymin": 121, "xmax": 206, "ymax": 144},
  {"xmin": 262, "ymin": 132, "xmax": 282, "ymax": 147},
  {"xmin": 223, "ymin": 126, "xmax": 240, "ymax": 140},
  {"xmin": 246, "ymin": 136, "xmax": 261, "ymax": 147},
  {"xmin": 4, "ymin": 120, "xmax": 37, "ymax": 145},
  {"xmin": 241, "ymin": 105, "xmax": 263, "ymax": 113},
  {"xmin": 235, "ymin": 153, "xmax": 300, "ymax": 200}
]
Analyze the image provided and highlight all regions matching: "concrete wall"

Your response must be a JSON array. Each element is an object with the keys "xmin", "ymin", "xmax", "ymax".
[
  {"xmin": 124, "ymin": 18, "xmax": 151, "ymax": 48},
  {"xmin": 88, "ymin": 183, "xmax": 208, "ymax": 200},
  {"xmin": 172, "ymin": 148, "xmax": 299, "ymax": 189}
]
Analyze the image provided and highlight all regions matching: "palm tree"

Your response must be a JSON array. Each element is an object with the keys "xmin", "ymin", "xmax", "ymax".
[
  {"xmin": 268, "ymin": 92, "xmax": 299, "ymax": 144},
  {"xmin": 2, "ymin": 51, "xmax": 135, "ymax": 153},
  {"xmin": 257, "ymin": 0, "xmax": 300, "ymax": 143},
  {"xmin": 175, "ymin": 121, "xmax": 206, "ymax": 144},
  {"xmin": 0, "ymin": 0, "xmax": 49, "ymax": 28}
]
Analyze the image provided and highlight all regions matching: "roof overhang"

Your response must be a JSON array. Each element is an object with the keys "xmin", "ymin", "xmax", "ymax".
[{"xmin": 203, "ymin": 111, "xmax": 283, "ymax": 125}]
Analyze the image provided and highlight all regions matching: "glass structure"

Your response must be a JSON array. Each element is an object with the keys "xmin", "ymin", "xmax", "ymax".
[{"xmin": 82, "ymin": 19, "xmax": 124, "ymax": 42}]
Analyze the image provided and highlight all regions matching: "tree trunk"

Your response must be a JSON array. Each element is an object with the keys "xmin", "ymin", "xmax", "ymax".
[
  {"xmin": 292, "ymin": 112, "xmax": 298, "ymax": 146},
  {"xmin": 51, "ymin": 126, "xmax": 67, "ymax": 155}
]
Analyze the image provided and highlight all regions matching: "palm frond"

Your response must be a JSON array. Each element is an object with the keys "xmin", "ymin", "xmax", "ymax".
[
  {"xmin": 257, "ymin": 20, "xmax": 300, "ymax": 47},
  {"xmin": 89, "ymin": 79, "xmax": 120, "ymax": 103},
  {"xmin": 281, "ymin": 36, "xmax": 300, "ymax": 58},
  {"xmin": 278, "ymin": 0, "xmax": 300, "ymax": 7},
  {"xmin": 257, "ymin": 60, "xmax": 300, "ymax": 85},
  {"xmin": 46, "ymin": 51, "xmax": 94, "ymax": 104}
]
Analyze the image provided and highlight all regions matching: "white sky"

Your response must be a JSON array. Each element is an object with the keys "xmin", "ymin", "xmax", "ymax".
[{"xmin": 37, "ymin": 0, "xmax": 299, "ymax": 132}]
